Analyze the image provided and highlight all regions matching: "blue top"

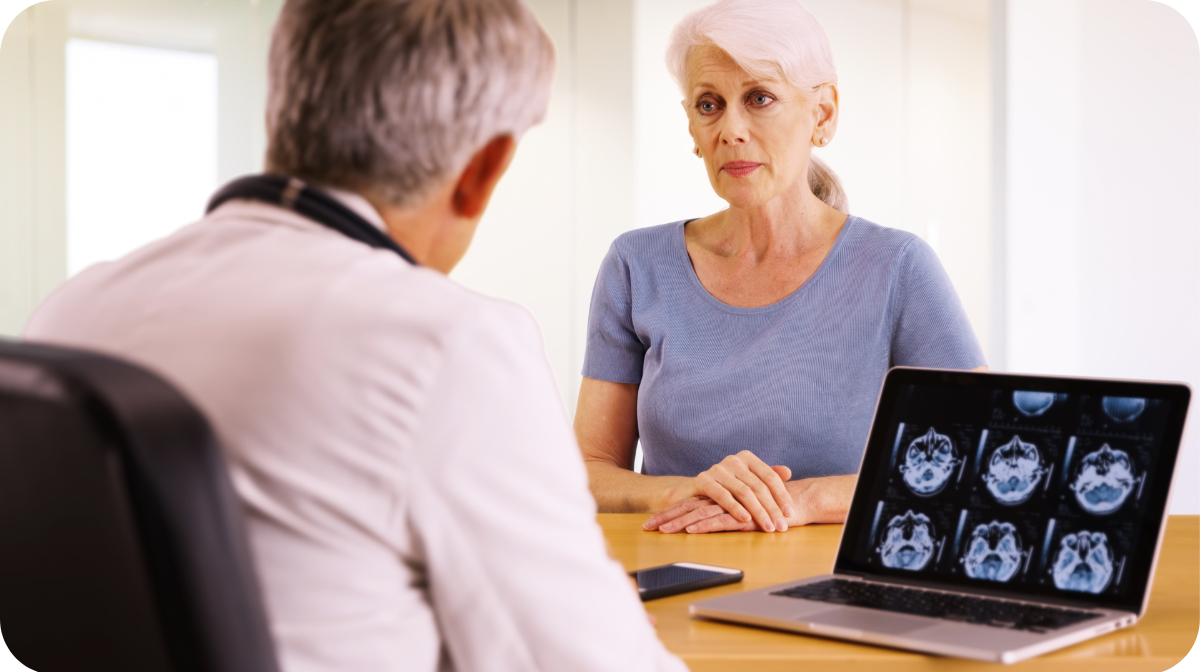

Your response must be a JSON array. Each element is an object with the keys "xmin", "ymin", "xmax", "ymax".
[{"xmin": 582, "ymin": 217, "xmax": 986, "ymax": 479}]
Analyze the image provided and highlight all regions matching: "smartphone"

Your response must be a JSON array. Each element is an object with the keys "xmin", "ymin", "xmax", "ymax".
[{"xmin": 629, "ymin": 562, "xmax": 744, "ymax": 601}]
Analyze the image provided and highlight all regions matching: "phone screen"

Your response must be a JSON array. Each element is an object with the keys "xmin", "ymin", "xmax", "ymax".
[{"xmin": 630, "ymin": 562, "xmax": 742, "ymax": 600}]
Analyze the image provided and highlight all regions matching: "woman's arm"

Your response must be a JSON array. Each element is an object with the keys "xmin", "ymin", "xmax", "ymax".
[
  {"xmin": 575, "ymin": 377, "xmax": 686, "ymax": 512},
  {"xmin": 575, "ymin": 377, "xmax": 795, "ymax": 531}
]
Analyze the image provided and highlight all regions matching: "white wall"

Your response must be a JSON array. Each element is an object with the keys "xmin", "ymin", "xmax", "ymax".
[
  {"xmin": 1006, "ymin": 0, "xmax": 1084, "ymax": 375},
  {"xmin": 1006, "ymin": 0, "xmax": 1200, "ymax": 513},
  {"xmin": 451, "ymin": 0, "xmax": 636, "ymax": 413}
]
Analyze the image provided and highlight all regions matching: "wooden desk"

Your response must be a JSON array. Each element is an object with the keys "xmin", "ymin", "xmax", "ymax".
[{"xmin": 600, "ymin": 514, "xmax": 1198, "ymax": 671}]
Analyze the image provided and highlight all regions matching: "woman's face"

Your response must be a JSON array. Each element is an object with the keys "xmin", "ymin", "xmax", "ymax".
[{"xmin": 684, "ymin": 46, "xmax": 836, "ymax": 210}]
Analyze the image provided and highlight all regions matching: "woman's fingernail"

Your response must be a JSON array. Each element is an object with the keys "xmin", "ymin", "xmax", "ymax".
[
  {"xmin": 784, "ymin": 504, "xmax": 795, "ymax": 518},
  {"xmin": 763, "ymin": 521, "xmax": 775, "ymax": 532},
  {"xmin": 686, "ymin": 525, "xmax": 698, "ymax": 533},
  {"xmin": 778, "ymin": 518, "xmax": 788, "ymax": 532}
]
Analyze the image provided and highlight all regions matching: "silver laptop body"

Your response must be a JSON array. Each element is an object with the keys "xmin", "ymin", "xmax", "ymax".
[{"xmin": 691, "ymin": 368, "xmax": 1191, "ymax": 664}]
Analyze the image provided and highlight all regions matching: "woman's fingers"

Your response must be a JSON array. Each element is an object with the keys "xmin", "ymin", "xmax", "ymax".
[
  {"xmin": 657, "ymin": 503, "xmax": 726, "ymax": 533},
  {"xmin": 683, "ymin": 512, "xmax": 757, "ymax": 534},
  {"xmin": 703, "ymin": 451, "xmax": 790, "ymax": 532},
  {"xmin": 772, "ymin": 464, "xmax": 792, "ymax": 482},
  {"xmin": 744, "ymin": 455, "xmax": 794, "ymax": 520},
  {"xmin": 694, "ymin": 469, "xmax": 756, "ymax": 526},
  {"xmin": 642, "ymin": 496, "xmax": 711, "ymax": 530},
  {"xmin": 651, "ymin": 453, "xmax": 797, "ymax": 535}
]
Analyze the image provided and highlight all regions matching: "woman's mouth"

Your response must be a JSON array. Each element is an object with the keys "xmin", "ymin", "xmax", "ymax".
[{"xmin": 721, "ymin": 161, "xmax": 761, "ymax": 178}]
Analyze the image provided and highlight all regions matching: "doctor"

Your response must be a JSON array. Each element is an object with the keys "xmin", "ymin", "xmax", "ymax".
[{"xmin": 24, "ymin": 1, "xmax": 685, "ymax": 671}]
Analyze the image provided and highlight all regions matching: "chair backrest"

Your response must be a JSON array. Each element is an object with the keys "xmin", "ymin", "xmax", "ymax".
[{"xmin": 0, "ymin": 340, "xmax": 280, "ymax": 672}]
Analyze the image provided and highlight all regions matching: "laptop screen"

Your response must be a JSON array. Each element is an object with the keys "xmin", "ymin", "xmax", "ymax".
[{"xmin": 836, "ymin": 368, "xmax": 1190, "ymax": 614}]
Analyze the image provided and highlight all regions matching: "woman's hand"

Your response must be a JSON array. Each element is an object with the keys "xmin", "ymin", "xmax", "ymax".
[
  {"xmin": 642, "ymin": 451, "xmax": 793, "ymax": 532},
  {"xmin": 644, "ymin": 495, "xmax": 759, "ymax": 533},
  {"xmin": 647, "ymin": 474, "xmax": 857, "ymax": 534}
]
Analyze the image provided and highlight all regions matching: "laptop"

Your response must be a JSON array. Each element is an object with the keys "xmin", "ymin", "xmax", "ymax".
[{"xmin": 690, "ymin": 367, "xmax": 1191, "ymax": 664}]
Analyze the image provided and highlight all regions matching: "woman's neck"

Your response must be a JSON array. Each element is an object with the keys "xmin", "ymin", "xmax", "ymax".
[{"xmin": 696, "ymin": 182, "xmax": 846, "ymax": 263}]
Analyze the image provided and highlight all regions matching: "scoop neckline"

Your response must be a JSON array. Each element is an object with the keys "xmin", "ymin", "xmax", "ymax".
[{"xmin": 675, "ymin": 215, "xmax": 856, "ymax": 315}]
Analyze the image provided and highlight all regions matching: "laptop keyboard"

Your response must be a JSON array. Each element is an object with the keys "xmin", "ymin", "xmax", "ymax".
[{"xmin": 772, "ymin": 579, "xmax": 1102, "ymax": 633}]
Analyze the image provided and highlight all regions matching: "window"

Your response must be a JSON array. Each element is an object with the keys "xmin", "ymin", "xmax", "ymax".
[{"xmin": 66, "ymin": 39, "xmax": 217, "ymax": 276}]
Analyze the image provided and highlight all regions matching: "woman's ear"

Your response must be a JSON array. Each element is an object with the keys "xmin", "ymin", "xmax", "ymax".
[
  {"xmin": 811, "ymin": 84, "xmax": 839, "ymax": 146},
  {"xmin": 452, "ymin": 134, "xmax": 517, "ymax": 219},
  {"xmin": 684, "ymin": 109, "xmax": 703, "ymax": 158},
  {"xmin": 815, "ymin": 85, "xmax": 839, "ymax": 134}
]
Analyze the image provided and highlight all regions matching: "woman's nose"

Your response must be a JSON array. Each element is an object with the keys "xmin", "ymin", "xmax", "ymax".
[{"xmin": 719, "ymin": 107, "xmax": 749, "ymax": 145}]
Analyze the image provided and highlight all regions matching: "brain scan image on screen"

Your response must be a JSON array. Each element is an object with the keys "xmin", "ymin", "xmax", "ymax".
[
  {"xmin": 1013, "ymin": 391, "xmax": 1056, "ymax": 417},
  {"xmin": 1070, "ymin": 444, "xmax": 1137, "ymax": 515},
  {"xmin": 877, "ymin": 510, "xmax": 937, "ymax": 571},
  {"xmin": 961, "ymin": 521, "xmax": 1023, "ymax": 582},
  {"xmin": 1102, "ymin": 396, "xmax": 1146, "ymax": 423},
  {"xmin": 983, "ymin": 435, "xmax": 1047, "ymax": 505},
  {"xmin": 899, "ymin": 427, "xmax": 961, "ymax": 496},
  {"xmin": 1052, "ymin": 531, "xmax": 1114, "ymax": 594}
]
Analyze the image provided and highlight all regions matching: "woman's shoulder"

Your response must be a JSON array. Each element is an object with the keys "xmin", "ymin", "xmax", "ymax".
[
  {"xmin": 843, "ymin": 216, "xmax": 920, "ymax": 250},
  {"xmin": 840, "ymin": 216, "xmax": 935, "ymax": 271},
  {"xmin": 610, "ymin": 220, "xmax": 685, "ymax": 257},
  {"xmin": 602, "ymin": 221, "xmax": 692, "ymax": 273}
]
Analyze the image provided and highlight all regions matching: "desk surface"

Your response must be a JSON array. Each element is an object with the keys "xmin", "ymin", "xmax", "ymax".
[{"xmin": 599, "ymin": 514, "xmax": 1198, "ymax": 672}]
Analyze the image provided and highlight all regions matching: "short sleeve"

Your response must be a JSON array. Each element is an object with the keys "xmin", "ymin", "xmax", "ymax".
[
  {"xmin": 581, "ymin": 242, "xmax": 647, "ymax": 383},
  {"xmin": 889, "ymin": 237, "xmax": 988, "ymax": 369}
]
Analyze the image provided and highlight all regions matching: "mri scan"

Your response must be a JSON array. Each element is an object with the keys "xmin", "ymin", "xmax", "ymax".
[
  {"xmin": 1013, "ymin": 391, "xmax": 1056, "ymax": 417},
  {"xmin": 961, "ymin": 521, "xmax": 1024, "ymax": 582},
  {"xmin": 878, "ymin": 510, "xmax": 937, "ymax": 571},
  {"xmin": 899, "ymin": 427, "xmax": 961, "ymax": 496},
  {"xmin": 983, "ymin": 435, "xmax": 1047, "ymax": 505},
  {"xmin": 1052, "ymin": 531, "xmax": 1114, "ymax": 594},
  {"xmin": 1071, "ymin": 444, "xmax": 1138, "ymax": 515},
  {"xmin": 1102, "ymin": 396, "xmax": 1146, "ymax": 423}
]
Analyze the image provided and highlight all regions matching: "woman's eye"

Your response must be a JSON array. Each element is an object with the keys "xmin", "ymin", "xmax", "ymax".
[
  {"xmin": 751, "ymin": 94, "xmax": 773, "ymax": 107},
  {"xmin": 696, "ymin": 100, "xmax": 718, "ymax": 114}
]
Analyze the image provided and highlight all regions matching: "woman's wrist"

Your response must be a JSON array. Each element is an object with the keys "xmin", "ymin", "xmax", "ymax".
[
  {"xmin": 587, "ymin": 459, "xmax": 695, "ymax": 513},
  {"xmin": 654, "ymin": 476, "xmax": 697, "ymax": 512},
  {"xmin": 784, "ymin": 475, "xmax": 856, "ymax": 526}
]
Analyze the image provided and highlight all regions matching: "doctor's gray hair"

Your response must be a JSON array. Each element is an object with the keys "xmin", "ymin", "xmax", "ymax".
[
  {"xmin": 266, "ymin": 0, "xmax": 555, "ymax": 208},
  {"xmin": 666, "ymin": 0, "xmax": 847, "ymax": 213}
]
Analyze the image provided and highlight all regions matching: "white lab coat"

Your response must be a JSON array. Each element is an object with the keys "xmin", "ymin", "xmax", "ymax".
[{"xmin": 24, "ymin": 192, "xmax": 687, "ymax": 672}]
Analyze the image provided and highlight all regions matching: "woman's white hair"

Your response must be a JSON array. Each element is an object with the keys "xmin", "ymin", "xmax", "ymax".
[
  {"xmin": 266, "ymin": 0, "xmax": 555, "ymax": 208},
  {"xmin": 666, "ymin": 0, "xmax": 848, "ymax": 213}
]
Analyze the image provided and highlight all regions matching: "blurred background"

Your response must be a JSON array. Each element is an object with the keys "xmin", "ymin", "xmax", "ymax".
[{"xmin": 1, "ymin": 0, "xmax": 1198, "ymax": 514}]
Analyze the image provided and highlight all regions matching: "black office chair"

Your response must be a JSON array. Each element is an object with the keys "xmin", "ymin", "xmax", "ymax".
[{"xmin": 0, "ymin": 340, "xmax": 281, "ymax": 672}]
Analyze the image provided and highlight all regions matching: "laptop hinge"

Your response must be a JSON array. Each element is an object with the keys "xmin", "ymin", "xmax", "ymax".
[{"xmin": 831, "ymin": 570, "xmax": 1112, "ymax": 612}]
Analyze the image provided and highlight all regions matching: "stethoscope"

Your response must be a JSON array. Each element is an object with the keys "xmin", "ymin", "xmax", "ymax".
[{"xmin": 206, "ymin": 174, "xmax": 417, "ymax": 265}]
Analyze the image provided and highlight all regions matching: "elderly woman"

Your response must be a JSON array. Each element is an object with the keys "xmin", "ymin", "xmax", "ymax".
[{"xmin": 575, "ymin": 0, "xmax": 987, "ymax": 535}]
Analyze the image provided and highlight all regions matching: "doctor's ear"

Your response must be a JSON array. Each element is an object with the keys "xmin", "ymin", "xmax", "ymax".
[{"xmin": 452, "ymin": 135, "xmax": 516, "ymax": 219}]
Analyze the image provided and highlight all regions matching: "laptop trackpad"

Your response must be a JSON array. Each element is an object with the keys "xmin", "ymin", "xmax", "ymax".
[{"xmin": 807, "ymin": 607, "xmax": 933, "ymax": 636}]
